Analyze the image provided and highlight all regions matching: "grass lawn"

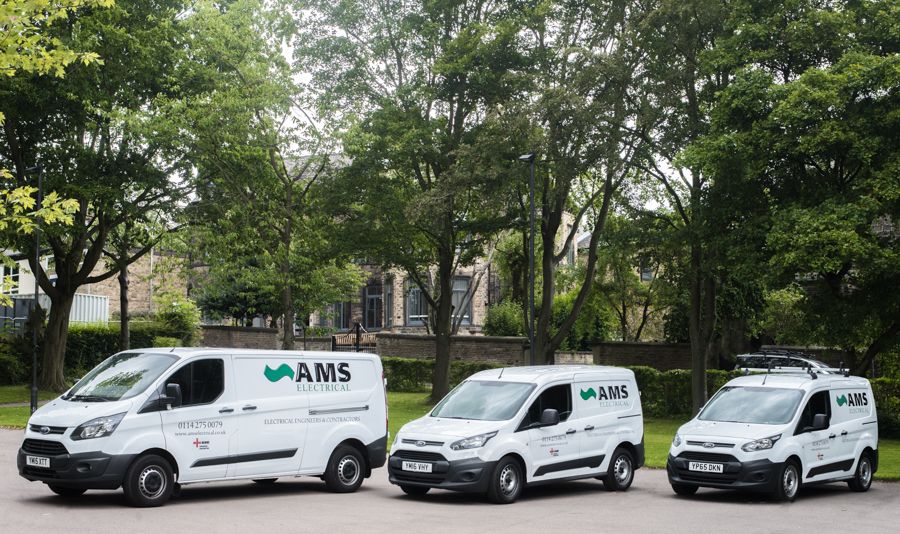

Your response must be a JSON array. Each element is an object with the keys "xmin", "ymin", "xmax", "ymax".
[
  {"xmin": 1, "ymin": 390, "xmax": 896, "ymax": 481},
  {"xmin": 0, "ymin": 385, "xmax": 58, "ymax": 405}
]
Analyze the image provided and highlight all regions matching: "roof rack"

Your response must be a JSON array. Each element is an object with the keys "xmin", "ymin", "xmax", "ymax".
[{"xmin": 737, "ymin": 366, "xmax": 852, "ymax": 377}]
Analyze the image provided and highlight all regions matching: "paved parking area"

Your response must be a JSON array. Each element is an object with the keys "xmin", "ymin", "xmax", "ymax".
[{"xmin": 3, "ymin": 429, "xmax": 899, "ymax": 533}]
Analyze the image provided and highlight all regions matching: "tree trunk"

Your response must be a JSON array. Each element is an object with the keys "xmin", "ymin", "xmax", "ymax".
[
  {"xmin": 430, "ymin": 251, "xmax": 454, "ymax": 401},
  {"xmin": 280, "ymin": 220, "xmax": 295, "ymax": 350},
  {"xmin": 853, "ymin": 320, "xmax": 899, "ymax": 376},
  {"xmin": 118, "ymin": 265, "xmax": 129, "ymax": 351},
  {"xmin": 40, "ymin": 293, "xmax": 75, "ymax": 392},
  {"xmin": 688, "ymin": 241, "xmax": 707, "ymax": 415}
]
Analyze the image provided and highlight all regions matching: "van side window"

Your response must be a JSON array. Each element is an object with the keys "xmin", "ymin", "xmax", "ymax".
[
  {"xmin": 519, "ymin": 385, "xmax": 572, "ymax": 430},
  {"xmin": 165, "ymin": 359, "xmax": 224, "ymax": 406},
  {"xmin": 796, "ymin": 390, "xmax": 830, "ymax": 433}
]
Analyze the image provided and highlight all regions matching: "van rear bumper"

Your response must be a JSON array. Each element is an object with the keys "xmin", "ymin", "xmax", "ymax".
[
  {"xmin": 17, "ymin": 447, "xmax": 134, "ymax": 490},
  {"xmin": 388, "ymin": 454, "xmax": 497, "ymax": 493},
  {"xmin": 366, "ymin": 435, "xmax": 388, "ymax": 470},
  {"xmin": 666, "ymin": 454, "xmax": 780, "ymax": 493}
]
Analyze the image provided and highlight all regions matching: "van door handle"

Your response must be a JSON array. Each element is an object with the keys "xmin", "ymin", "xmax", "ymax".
[
  {"xmin": 841, "ymin": 430, "xmax": 848, "ymax": 436},
  {"xmin": 242, "ymin": 405, "xmax": 257, "ymax": 411},
  {"xmin": 218, "ymin": 408, "xmax": 234, "ymax": 414},
  {"xmin": 828, "ymin": 434, "xmax": 836, "ymax": 439},
  {"xmin": 566, "ymin": 429, "xmax": 577, "ymax": 435},
  {"xmin": 584, "ymin": 425, "xmax": 595, "ymax": 431}
]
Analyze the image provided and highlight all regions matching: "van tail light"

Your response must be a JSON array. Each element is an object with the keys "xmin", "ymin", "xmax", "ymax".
[{"xmin": 383, "ymin": 371, "xmax": 389, "ymax": 435}]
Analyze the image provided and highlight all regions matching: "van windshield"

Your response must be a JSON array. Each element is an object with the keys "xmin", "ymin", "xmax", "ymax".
[
  {"xmin": 699, "ymin": 386, "xmax": 804, "ymax": 425},
  {"xmin": 63, "ymin": 352, "xmax": 178, "ymax": 402},
  {"xmin": 431, "ymin": 381, "xmax": 535, "ymax": 421}
]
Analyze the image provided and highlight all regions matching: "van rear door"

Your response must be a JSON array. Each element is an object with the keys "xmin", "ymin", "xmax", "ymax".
[{"xmin": 230, "ymin": 356, "xmax": 309, "ymax": 478}]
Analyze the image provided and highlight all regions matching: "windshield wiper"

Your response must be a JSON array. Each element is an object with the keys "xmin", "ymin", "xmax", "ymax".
[{"xmin": 70, "ymin": 395, "xmax": 112, "ymax": 402}]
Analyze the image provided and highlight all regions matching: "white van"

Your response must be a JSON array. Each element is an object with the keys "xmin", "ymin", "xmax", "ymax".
[
  {"xmin": 667, "ymin": 372, "xmax": 878, "ymax": 501},
  {"xmin": 17, "ymin": 348, "xmax": 388, "ymax": 507},
  {"xmin": 388, "ymin": 365, "xmax": 644, "ymax": 503}
]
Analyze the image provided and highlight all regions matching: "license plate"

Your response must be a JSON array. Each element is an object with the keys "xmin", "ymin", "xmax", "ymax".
[
  {"xmin": 26, "ymin": 455, "xmax": 50, "ymax": 468},
  {"xmin": 688, "ymin": 461, "xmax": 723, "ymax": 473},
  {"xmin": 401, "ymin": 461, "xmax": 433, "ymax": 473}
]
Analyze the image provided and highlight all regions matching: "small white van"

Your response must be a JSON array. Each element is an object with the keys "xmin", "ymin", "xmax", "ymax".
[
  {"xmin": 667, "ymin": 372, "xmax": 878, "ymax": 501},
  {"xmin": 17, "ymin": 348, "xmax": 388, "ymax": 507},
  {"xmin": 388, "ymin": 365, "xmax": 644, "ymax": 503}
]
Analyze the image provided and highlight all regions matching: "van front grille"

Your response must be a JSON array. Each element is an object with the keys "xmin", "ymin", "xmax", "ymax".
[
  {"xmin": 392, "ymin": 450, "xmax": 446, "ymax": 462},
  {"xmin": 22, "ymin": 439, "xmax": 68, "ymax": 456},
  {"xmin": 677, "ymin": 451, "xmax": 737, "ymax": 463},
  {"xmin": 29, "ymin": 425, "xmax": 67, "ymax": 435}
]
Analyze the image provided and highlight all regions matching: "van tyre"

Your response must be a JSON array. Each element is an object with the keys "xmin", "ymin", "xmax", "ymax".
[
  {"xmin": 123, "ymin": 454, "xmax": 175, "ymax": 507},
  {"xmin": 671, "ymin": 483, "xmax": 698, "ymax": 496},
  {"xmin": 324, "ymin": 445, "xmax": 364, "ymax": 493},
  {"xmin": 773, "ymin": 459, "xmax": 800, "ymax": 502},
  {"xmin": 400, "ymin": 485, "xmax": 430, "ymax": 496},
  {"xmin": 603, "ymin": 448, "xmax": 635, "ymax": 491},
  {"xmin": 848, "ymin": 452, "xmax": 873, "ymax": 492},
  {"xmin": 48, "ymin": 485, "xmax": 86, "ymax": 498},
  {"xmin": 487, "ymin": 456, "xmax": 523, "ymax": 504}
]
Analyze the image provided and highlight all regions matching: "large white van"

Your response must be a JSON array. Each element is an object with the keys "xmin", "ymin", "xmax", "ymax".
[
  {"xmin": 667, "ymin": 372, "xmax": 878, "ymax": 501},
  {"xmin": 17, "ymin": 348, "xmax": 388, "ymax": 506},
  {"xmin": 388, "ymin": 365, "xmax": 644, "ymax": 503}
]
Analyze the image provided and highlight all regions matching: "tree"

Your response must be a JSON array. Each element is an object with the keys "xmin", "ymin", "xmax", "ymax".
[
  {"xmin": 294, "ymin": 0, "xmax": 526, "ymax": 399},
  {"xmin": 0, "ymin": 0, "xmax": 192, "ymax": 390},
  {"xmin": 179, "ymin": 0, "xmax": 364, "ymax": 346},
  {"xmin": 689, "ymin": 0, "xmax": 899, "ymax": 374},
  {"xmin": 512, "ymin": 0, "xmax": 647, "ymax": 364}
]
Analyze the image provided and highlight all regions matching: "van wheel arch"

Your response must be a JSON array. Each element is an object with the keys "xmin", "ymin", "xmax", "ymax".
[{"xmin": 133, "ymin": 448, "xmax": 180, "ymax": 482}]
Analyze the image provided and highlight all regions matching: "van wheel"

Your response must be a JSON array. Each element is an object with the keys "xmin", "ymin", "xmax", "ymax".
[
  {"xmin": 671, "ymin": 483, "xmax": 698, "ymax": 496},
  {"xmin": 252, "ymin": 478, "xmax": 278, "ymax": 485},
  {"xmin": 487, "ymin": 456, "xmax": 523, "ymax": 504},
  {"xmin": 773, "ymin": 459, "xmax": 800, "ymax": 502},
  {"xmin": 123, "ymin": 454, "xmax": 175, "ymax": 507},
  {"xmin": 400, "ymin": 485, "xmax": 430, "ymax": 496},
  {"xmin": 603, "ymin": 448, "xmax": 634, "ymax": 491},
  {"xmin": 48, "ymin": 485, "xmax": 86, "ymax": 498},
  {"xmin": 848, "ymin": 452, "xmax": 873, "ymax": 492},
  {"xmin": 324, "ymin": 445, "xmax": 364, "ymax": 493}
]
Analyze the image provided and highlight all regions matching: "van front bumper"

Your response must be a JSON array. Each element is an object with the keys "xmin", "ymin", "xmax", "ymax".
[
  {"xmin": 667, "ymin": 453, "xmax": 781, "ymax": 493},
  {"xmin": 17, "ymin": 442, "xmax": 134, "ymax": 490},
  {"xmin": 388, "ymin": 452, "xmax": 497, "ymax": 493}
]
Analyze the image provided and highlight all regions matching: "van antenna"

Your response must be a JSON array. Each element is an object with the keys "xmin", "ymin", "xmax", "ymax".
[
  {"xmin": 762, "ymin": 359, "xmax": 773, "ymax": 385},
  {"xmin": 498, "ymin": 368, "xmax": 504, "ymax": 379}
]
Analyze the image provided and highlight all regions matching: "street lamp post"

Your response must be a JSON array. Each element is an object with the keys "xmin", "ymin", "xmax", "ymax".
[
  {"xmin": 518, "ymin": 153, "xmax": 536, "ymax": 366},
  {"xmin": 24, "ymin": 165, "xmax": 43, "ymax": 414}
]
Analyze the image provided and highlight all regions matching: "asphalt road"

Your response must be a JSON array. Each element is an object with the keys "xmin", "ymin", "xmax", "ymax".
[{"xmin": 3, "ymin": 429, "xmax": 898, "ymax": 534}]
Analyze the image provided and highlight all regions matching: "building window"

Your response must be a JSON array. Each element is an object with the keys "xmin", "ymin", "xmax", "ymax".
[
  {"xmin": 384, "ymin": 278, "xmax": 393, "ymax": 328},
  {"xmin": 1, "ymin": 264, "xmax": 20, "ymax": 294},
  {"xmin": 405, "ymin": 283, "xmax": 428, "ymax": 326},
  {"xmin": 364, "ymin": 278, "xmax": 383, "ymax": 330},
  {"xmin": 320, "ymin": 301, "xmax": 352, "ymax": 330},
  {"xmin": 452, "ymin": 277, "xmax": 472, "ymax": 325}
]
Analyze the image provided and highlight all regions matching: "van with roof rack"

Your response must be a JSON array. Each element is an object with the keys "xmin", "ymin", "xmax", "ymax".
[
  {"xmin": 667, "ymin": 369, "xmax": 878, "ymax": 501},
  {"xmin": 387, "ymin": 365, "xmax": 644, "ymax": 504},
  {"xmin": 17, "ymin": 348, "xmax": 388, "ymax": 506}
]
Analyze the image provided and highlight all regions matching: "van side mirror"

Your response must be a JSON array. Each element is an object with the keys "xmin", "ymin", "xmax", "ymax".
[
  {"xmin": 811, "ymin": 413, "xmax": 828, "ymax": 431},
  {"xmin": 539, "ymin": 409, "xmax": 560, "ymax": 427},
  {"xmin": 163, "ymin": 383, "xmax": 182, "ymax": 409}
]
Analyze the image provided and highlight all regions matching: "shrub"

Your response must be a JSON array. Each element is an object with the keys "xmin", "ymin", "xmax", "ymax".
[
  {"xmin": 153, "ymin": 336, "xmax": 182, "ymax": 347},
  {"xmin": 153, "ymin": 291, "xmax": 201, "ymax": 346},
  {"xmin": 0, "ymin": 335, "xmax": 26, "ymax": 385},
  {"xmin": 483, "ymin": 301, "xmax": 524, "ymax": 337},
  {"xmin": 382, "ymin": 357, "xmax": 502, "ymax": 393}
]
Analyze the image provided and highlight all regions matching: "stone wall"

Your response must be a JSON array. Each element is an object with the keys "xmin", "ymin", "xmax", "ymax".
[
  {"xmin": 377, "ymin": 333, "xmax": 526, "ymax": 365},
  {"xmin": 201, "ymin": 325, "xmax": 279, "ymax": 350},
  {"xmin": 591, "ymin": 341, "xmax": 692, "ymax": 370}
]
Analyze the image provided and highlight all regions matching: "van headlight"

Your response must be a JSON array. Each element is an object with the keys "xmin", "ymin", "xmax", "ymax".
[
  {"xmin": 741, "ymin": 434, "xmax": 782, "ymax": 452},
  {"xmin": 450, "ymin": 431, "xmax": 498, "ymax": 450},
  {"xmin": 71, "ymin": 413, "xmax": 126, "ymax": 440},
  {"xmin": 672, "ymin": 433, "xmax": 682, "ymax": 447}
]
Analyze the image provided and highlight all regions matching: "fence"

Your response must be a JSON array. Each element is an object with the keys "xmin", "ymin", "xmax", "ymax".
[
  {"xmin": 0, "ymin": 293, "xmax": 108, "ymax": 333},
  {"xmin": 332, "ymin": 323, "xmax": 377, "ymax": 352}
]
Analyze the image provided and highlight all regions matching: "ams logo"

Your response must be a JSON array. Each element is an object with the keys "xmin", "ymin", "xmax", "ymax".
[
  {"xmin": 580, "ymin": 385, "xmax": 629, "ymax": 401},
  {"xmin": 264, "ymin": 362, "xmax": 353, "ymax": 392},
  {"xmin": 836, "ymin": 392, "xmax": 868, "ymax": 408}
]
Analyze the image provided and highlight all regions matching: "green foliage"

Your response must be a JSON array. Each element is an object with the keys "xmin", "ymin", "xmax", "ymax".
[
  {"xmin": 381, "ymin": 357, "xmax": 502, "ymax": 393},
  {"xmin": 872, "ymin": 378, "xmax": 900, "ymax": 438},
  {"xmin": 483, "ymin": 301, "xmax": 525, "ymax": 337},
  {"xmin": 152, "ymin": 336, "xmax": 182, "ymax": 348},
  {"xmin": 65, "ymin": 322, "xmax": 197, "ymax": 378},
  {"xmin": 0, "ymin": 336, "xmax": 26, "ymax": 385},
  {"xmin": 153, "ymin": 291, "xmax": 201, "ymax": 346},
  {"xmin": 551, "ymin": 290, "xmax": 615, "ymax": 351}
]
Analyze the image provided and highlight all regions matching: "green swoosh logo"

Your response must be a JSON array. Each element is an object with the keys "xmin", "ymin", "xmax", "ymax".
[
  {"xmin": 836, "ymin": 394, "xmax": 847, "ymax": 407},
  {"xmin": 264, "ymin": 363, "xmax": 295, "ymax": 382},
  {"xmin": 580, "ymin": 388, "xmax": 597, "ymax": 401}
]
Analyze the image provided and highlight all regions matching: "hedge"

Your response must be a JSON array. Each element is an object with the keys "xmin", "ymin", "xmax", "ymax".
[
  {"xmin": 65, "ymin": 322, "xmax": 197, "ymax": 377},
  {"xmin": 380, "ymin": 357, "xmax": 900, "ymax": 438}
]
